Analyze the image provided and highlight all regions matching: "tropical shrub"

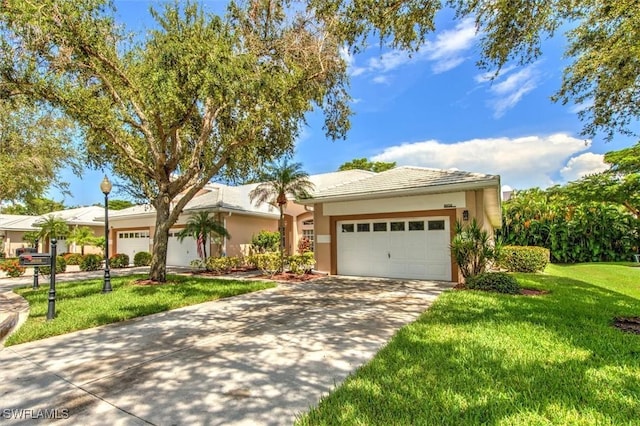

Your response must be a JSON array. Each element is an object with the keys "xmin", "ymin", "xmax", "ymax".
[
  {"xmin": 190, "ymin": 258, "xmax": 205, "ymax": 269},
  {"xmin": 39, "ymin": 255, "xmax": 67, "ymax": 275},
  {"xmin": 249, "ymin": 252, "xmax": 282, "ymax": 277},
  {"xmin": 288, "ymin": 252, "xmax": 315, "ymax": 275},
  {"xmin": 251, "ymin": 230, "xmax": 280, "ymax": 253},
  {"xmin": 297, "ymin": 237, "xmax": 312, "ymax": 254},
  {"xmin": 450, "ymin": 219, "xmax": 500, "ymax": 279},
  {"xmin": 500, "ymin": 246, "xmax": 549, "ymax": 272},
  {"xmin": 80, "ymin": 254, "xmax": 102, "ymax": 271},
  {"xmin": 466, "ymin": 272, "xmax": 521, "ymax": 294},
  {"xmin": 110, "ymin": 253, "xmax": 130, "ymax": 268},
  {"xmin": 133, "ymin": 251, "xmax": 152, "ymax": 266},
  {"xmin": 63, "ymin": 253, "xmax": 83, "ymax": 265},
  {"xmin": 500, "ymin": 188, "xmax": 640, "ymax": 263},
  {"xmin": 0, "ymin": 259, "xmax": 26, "ymax": 277}
]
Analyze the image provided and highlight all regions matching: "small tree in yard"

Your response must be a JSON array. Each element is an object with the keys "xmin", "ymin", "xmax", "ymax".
[
  {"xmin": 34, "ymin": 215, "xmax": 69, "ymax": 249},
  {"xmin": 67, "ymin": 226, "xmax": 97, "ymax": 255},
  {"xmin": 451, "ymin": 219, "xmax": 500, "ymax": 280},
  {"xmin": 249, "ymin": 160, "xmax": 314, "ymax": 272},
  {"xmin": 177, "ymin": 211, "xmax": 229, "ymax": 259}
]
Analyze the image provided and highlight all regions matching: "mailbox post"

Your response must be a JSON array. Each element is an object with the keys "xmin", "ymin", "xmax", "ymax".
[
  {"xmin": 18, "ymin": 240, "xmax": 57, "ymax": 321},
  {"xmin": 33, "ymin": 239, "xmax": 40, "ymax": 290}
]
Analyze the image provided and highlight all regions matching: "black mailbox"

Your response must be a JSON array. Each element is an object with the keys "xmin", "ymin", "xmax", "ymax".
[
  {"xmin": 19, "ymin": 253, "xmax": 52, "ymax": 267},
  {"xmin": 16, "ymin": 247, "xmax": 38, "ymax": 256}
]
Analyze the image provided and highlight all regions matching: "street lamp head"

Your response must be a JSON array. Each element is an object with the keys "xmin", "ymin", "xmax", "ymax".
[{"xmin": 100, "ymin": 176, "xmax": 112, "ymax": 195}]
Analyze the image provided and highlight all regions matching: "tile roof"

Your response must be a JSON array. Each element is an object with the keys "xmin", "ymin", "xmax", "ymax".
[
  {"xmin": 305, "ymin": 166, "xmax": 500, "ymax": 201},
  {"xmin": 0, "ymin": 214, "xmax": 40, "ymax": 231}
]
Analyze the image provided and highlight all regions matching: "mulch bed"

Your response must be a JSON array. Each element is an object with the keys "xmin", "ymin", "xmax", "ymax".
[
  {"xmin": 253, "ymin": 272, "xmax": 325, "ymax": 282},
  {"xmin": 614, "ymin": 317, "xmax": 640, "ymax": 334}
]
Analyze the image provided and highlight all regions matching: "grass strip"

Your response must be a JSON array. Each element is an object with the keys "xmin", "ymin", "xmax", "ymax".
[{"xmin": 6, "ymin": 274, "xmax": 275, "ymax": 346}]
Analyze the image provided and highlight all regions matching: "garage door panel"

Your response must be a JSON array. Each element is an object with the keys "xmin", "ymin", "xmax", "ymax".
[
  {"xmin": 337, "ymin": 217, "xmax": 451, "ymax": 281},
  {"xmin": 167, "ymin": 231, "xmax": 199, "ymax": 267}
]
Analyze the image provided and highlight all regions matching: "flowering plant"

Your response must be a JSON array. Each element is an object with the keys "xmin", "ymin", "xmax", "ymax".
[{"xmin": 0, "ymin": 259, "xmax": 26, "ymax": 277}]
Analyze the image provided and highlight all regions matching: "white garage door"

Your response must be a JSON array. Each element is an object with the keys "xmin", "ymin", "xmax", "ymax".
[
  {"xmin": 117, "ymin": 230, "xmax": 150, "ymax": 265},
  {"xmin": 167, "ymin": 230, "xmax": 199, "ymax": 267},
  {"xmin": 337, "ymin": 217, "xmax": 451, "ymax": 281}
]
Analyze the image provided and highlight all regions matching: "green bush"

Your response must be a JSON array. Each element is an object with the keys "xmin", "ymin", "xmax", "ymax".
[
  {"xmin": 450, "ymin": 219, "xmax": 500, "ymax": 279},
  {"xmin": 466, "ymin": 272, "xmax": 521, "ymax": 294},
  {"xmin": 63, "ymin": 253, "xmax": 83, "ymax": 265},
  {"xmin": 133, "ymin": 251, "xmax": 152, "ymax": 266},
  {"xmin": 248, "ymin": 252, "xmax": 282, "ymax": 276},
  {"xmin": 110, "ymin": 253, "xmax": 130, "ymax": 268},
  {"xmin": 80, "ymin": 254, "xmax": 103, "ymax": 271},
  {"xmin": 251, "ymin": 230, "xmax": 280, "ymax": 253},
  {"xmin": 500, "ymin": 245, "xmax": 549, "ymax": 272},
  {"xmin": 39, "ymin": 256, "xmax": 67, "ymax": 275},
  {"xmin": 288, "ymin": 252, "xmax": 315, "ymax": 275},
  {"xmin": 0, "ymin": 259, "xmax": 26, "ymax": 277}
]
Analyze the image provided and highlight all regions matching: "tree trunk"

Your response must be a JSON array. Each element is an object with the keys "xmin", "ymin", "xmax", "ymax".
[
  {"xmin": 149, "ymin": 196, "xmax": 172, "ymax": 282},
  {"xmin": 202, "ymin": 234, "xmax": 207, "ymax": 259},
  {"xmin": 279, "ymin": 206, "xmax": 285, "ymax": 273}
]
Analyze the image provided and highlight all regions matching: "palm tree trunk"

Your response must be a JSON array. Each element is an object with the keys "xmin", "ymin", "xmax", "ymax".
[{"xmin": 279, "ymin": 206, "xmax": 285, "ymax": 273}]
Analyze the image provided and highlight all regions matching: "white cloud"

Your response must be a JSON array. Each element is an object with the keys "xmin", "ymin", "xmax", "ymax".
[
  {"xmin": 478, "ymin": 64, "xmax": 541, "ymax": 118},
  {"xmin": 560, "ymin": 152, "xmax": 609, "ymax": 182},
  {"xmin": 347, "ymin": 18, "xmax": 478, "ymax": 83},
  {"xmin": 372, "ymin": 75, "xmax": 390, "ymax": 85},
  {"xmin": 368, "ymin": 50, "xmax": 412, "ymax": 73},
  {"xmin": 371, "ymin": 133, "xmax": 604, "ymax": 190},
  {"xmin": 425, "ymin": 18, "xmax": 476, "ymax": 73}
]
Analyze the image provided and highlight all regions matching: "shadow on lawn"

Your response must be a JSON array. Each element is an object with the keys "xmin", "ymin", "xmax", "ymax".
[{"xmin": 304, "ymin": 275, "xmax": 640, "ymax": 425}]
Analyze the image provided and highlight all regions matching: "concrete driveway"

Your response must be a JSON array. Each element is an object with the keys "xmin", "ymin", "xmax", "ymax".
[{"xmin": 0, "ymin": 276, "xmax": 452, "ymax": 425}]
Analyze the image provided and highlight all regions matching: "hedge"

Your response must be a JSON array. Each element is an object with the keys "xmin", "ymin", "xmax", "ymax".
[{"xmin": 499, "ymin": 245, "xmax": 549, "ymax": 272}]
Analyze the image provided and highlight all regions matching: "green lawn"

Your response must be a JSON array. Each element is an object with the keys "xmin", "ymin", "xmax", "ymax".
[
  {"xmin": 6, "ymin": 274, "xmax": 275, "ymax": 346},
  {"xmin": 298, "ymin": 263, "xmax": 640, "ymax": 425}
]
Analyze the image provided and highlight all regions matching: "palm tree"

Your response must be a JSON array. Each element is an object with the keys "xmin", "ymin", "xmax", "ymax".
[
  {"xmin": 249, "ymin": 160, "xmax": 314, "ymax": 271},
  {"xmin": 34, "ymin": 215, "xmax": 69, "ymax": 251},
  {"xmin": 177, "ymin": 211, "xmax": 230, "ymax": 259},
  {"xmin": 67, "ymin": 226, "xmax": 96, "ymax": 255}
]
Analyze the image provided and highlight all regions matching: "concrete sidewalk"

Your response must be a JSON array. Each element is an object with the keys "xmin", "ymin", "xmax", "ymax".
[{"xmin": 0, "ymin": 276, "xmax": 453, "ymax": 425}]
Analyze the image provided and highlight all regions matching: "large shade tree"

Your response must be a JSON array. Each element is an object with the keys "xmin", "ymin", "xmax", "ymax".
[
  {"xmin": 0, "ymin": 98, "xmax": 80, "ymax": 206},
  {"xmin": 0, "ymin": 0, "xmax": 350, "ymax": 282},
  {"xmin": 249, "ymin": 160, "xmax": 314, "ymax": 270}
]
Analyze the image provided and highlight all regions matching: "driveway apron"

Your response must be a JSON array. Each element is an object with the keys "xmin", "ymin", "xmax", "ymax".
[{"xmin": 0, "ymin": 277, "xmax": 453, "ymax": 425}]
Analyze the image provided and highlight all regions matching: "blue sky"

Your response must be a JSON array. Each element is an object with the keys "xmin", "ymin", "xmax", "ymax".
[{"xmin": 51, "ymin": 0, "xmax": 636, "ymax": 206}]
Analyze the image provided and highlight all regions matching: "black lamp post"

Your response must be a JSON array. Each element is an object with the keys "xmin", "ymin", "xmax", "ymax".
[{"xmin": 100, "ymin": 176, "xmax": 113, "ymax": 293}]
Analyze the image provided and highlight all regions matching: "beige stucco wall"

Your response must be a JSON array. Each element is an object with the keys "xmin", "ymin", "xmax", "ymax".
[
  {"xmin": 461, "ymin": 189, "xmax": 496, "ymax": 236},
  {"xmin": 322, "ymin": 192, "xmax": 466, "ymax": 216},
  {"xmin": 223, "ymin": 213, "xmax": 278, "ymax": 257},
  {"xmin": 313, "ymin": 204, "xmax": 331, "ymax": 274},
  {"xmin": 2, "ymin": 230, "xmax": 30, "ymax": 257}
]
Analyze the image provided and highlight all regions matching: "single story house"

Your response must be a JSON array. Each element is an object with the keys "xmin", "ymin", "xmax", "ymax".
[
  {"xmin": 105, "ymin": 166, "xmax": 501, "ymax": 282},
  {"xmin": 0, "ymin": 206, "xmax": 105, "ymax": 256}
]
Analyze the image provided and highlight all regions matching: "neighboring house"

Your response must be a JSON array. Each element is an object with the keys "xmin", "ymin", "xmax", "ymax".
[
  {"xmin": 106, "ymin": 170, "xmax": 373, "ymax": 266},
  {"xmin": 0, "ymin": 206, "xmax": 105, "ymax": 256},
  {"xmin": 0, "ymin": 214, "xmax": 39, "ymax": 256},
  {"xmin": 104, "ymin": 166, "xmax": 501, "ymax": 283}
]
